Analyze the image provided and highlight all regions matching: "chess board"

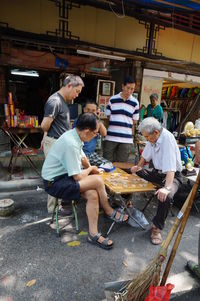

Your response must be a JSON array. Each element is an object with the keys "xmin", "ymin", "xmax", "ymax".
[{"xmin": 101, "ymin": 168, "xmax": 155, "ymax": 194}]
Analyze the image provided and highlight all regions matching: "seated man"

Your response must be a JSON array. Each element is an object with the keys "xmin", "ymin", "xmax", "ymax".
[
  {"xmin": 131, "ymin": 117, "xmax": 183, "ymax": 245},
  {"xmin": 42, "ymin": 113, "xmax": 128, "ymax": 250},
  {"xmin": 73, "ymin": 99, "xmax": 110, "ymax": 167}
]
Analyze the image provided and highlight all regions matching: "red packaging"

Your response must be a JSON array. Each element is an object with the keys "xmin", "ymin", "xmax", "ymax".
[{"xmin": 145, "ymin": 283, "xmax": 174, "ymax": 301}]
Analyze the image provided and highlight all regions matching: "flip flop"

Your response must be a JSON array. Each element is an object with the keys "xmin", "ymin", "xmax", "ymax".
[{"xmin": 87, "ymin": 232, "xmax": 113, "ymax": 250}]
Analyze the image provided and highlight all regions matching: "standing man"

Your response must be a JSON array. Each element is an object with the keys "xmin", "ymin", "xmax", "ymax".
[
  {"xmin": 131, "ymin": 117, "xmax": 183, "ymax": 245},
  {"xmin": 41, "ymin": 75, "xmax": 84, "ymax": 214},
  {"xmin": 103, "ymin": 76, "xmax": 139, "ymax": 162}
]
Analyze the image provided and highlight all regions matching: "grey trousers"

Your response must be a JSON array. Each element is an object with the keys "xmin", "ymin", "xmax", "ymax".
[
  {"xmin": 103, "ymin": 140, "xmax": 132, "ymax": 163},
  {"xmin": 43, "ymin": 135, "xmax": 60, "ymax": 213}
]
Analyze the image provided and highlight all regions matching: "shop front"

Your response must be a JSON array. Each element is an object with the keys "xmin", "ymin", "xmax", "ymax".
[{"xmin": 140, "ymin": 68, "xmax": 200, "ymax": 135}]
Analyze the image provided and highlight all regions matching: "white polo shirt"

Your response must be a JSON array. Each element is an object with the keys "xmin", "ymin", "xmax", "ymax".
[{"xmin": 142, "ymin": 128, "xmax": 182, "ymax": 173}]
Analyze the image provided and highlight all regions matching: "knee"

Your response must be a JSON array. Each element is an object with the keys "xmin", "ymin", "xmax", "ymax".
[
  {"xmin": 95, "ymin": 175, "xmax": 105, "ymax": 187},
  {"xmin": 86, "ymin": 190, "xmax": 99, "ymax": 203}
]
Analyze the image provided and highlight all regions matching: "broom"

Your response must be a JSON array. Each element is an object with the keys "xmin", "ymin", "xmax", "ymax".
[
  {"xmin": 160, "ymin": 176, "xmax": 199, "ymax": 285},
  {"xmin": 117, "ymin": 170, "xmax": 200, "ymax": 301}
]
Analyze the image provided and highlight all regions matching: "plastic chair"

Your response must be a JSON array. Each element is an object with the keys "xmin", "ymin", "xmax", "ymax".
[{"xmin": 50, "ymin": 199, "xmax": 79, "ymax": 236}]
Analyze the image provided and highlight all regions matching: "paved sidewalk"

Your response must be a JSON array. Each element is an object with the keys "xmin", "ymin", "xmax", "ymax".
[{"xmin": 0, "ymin": 187, "xmax": 199, "ymax": 301}]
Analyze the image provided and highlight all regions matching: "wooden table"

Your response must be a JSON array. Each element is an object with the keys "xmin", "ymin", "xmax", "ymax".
[
  {"xmin": 101, "ymin": 168, "xmax": 155, "ymax": 234},
  {"xmin": 113, "ymin": 162, "xmax": 135, "ymax": 173},
  {"xmin": 102, "ymin": 168, "xmax": 155, "ymax": 194},
  {"xmin": 3, "ymin": 127, "xmax": 43, "ymax": 148}
]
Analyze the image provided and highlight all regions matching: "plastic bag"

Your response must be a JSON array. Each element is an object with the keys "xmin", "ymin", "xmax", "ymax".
[
  {"xmin": 194, "ymin": 140, "xmax": 200, "ymax": 166},
  {"xmin": 195, "ymin": 118, "xmax": 200, "ymax": 129},
  {"xmin": 180, "ymin": 147, "xmax": 193, "ymax": 164},
  {"xmin": 144, "ymin": 283, "xmax": 174, "ymax": 301}
]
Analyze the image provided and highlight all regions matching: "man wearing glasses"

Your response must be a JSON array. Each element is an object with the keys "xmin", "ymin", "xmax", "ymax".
[
  {"xmin": 42, "ymin": 113, "xmax": 128, "ymax": 250},
  {"xmin": 41, "ymin": 75, "xmax": 84, "ymax": 214}
]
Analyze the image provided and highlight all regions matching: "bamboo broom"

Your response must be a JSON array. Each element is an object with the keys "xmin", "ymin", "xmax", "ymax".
[
  {"xmin": 160, "ymin": 177, "xmax": 199, "ymax": 285},
  {"xmin": 118, "ymin": 170, "xmax": 200, "ymax": 301}
]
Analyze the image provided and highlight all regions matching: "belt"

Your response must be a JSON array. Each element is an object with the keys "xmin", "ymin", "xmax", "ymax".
[
  {"xmin": 153, "ymin": 168, "xmax": 163, "ymax": 174},
  {"xmin": 43, "ymin": 179, "xmax": 54, "ymax": 187},
  {"xmin": 153, "ymin": 168, "xmax": 181, "ymax": 176}
]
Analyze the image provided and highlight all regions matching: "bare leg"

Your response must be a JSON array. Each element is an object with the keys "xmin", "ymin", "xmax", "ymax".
[
  {"xmin": 82, "ymin": 189, "xmax": 112, "ymax": 245},
  {"xmin": 79, "ymin": 174, "xmax": 128, "ymax": 221}
]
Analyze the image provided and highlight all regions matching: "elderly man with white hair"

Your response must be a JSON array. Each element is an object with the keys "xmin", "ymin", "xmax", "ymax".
[{"xmin": 131, "ymin": 117, "xmax": 183, "ymax": 245}]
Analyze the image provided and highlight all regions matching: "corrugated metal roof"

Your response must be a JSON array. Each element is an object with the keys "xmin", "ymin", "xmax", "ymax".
[{"xmin": 123, "ymin": 0, "xmax": 200, "ymax": 13}]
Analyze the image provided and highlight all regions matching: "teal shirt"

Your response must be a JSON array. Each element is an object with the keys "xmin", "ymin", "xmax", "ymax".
[
  {"xmin": 42, "ymin": 128, "xmax": 85, "ymax": 181},
  {"xmin": 147, "ymin": 104, "xmax": 163, "ymax": 121}
]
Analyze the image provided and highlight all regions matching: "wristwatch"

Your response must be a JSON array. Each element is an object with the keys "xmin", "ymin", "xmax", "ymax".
[{"xmin": 164, "ymin": 186, "xmax": 171, "ymax": 191}]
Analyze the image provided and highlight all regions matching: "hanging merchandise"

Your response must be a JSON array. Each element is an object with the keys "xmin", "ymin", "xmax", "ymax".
[
  {"xmin": 166, "ymin": 86, "xmax": 172, "ymax": 98},
  {"xmin": 187, "ymin": 88, "xmax": 193, "ymax": 98}
]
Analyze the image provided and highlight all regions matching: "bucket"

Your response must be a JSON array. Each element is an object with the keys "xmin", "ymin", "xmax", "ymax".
[{"xmin": 0, "ymin": 199, "xmax": 14, "ymax": 217}]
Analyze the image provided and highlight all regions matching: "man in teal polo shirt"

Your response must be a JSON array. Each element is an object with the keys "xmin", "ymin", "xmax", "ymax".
[{"xmin": 42, "ymin": 113, "xmax": 128, "ymax": 250}]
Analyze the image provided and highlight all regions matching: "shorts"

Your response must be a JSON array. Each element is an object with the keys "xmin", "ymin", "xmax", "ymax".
[{"xmin": 43, "ymin": 174, "xmax": 80, "ymax": 201}]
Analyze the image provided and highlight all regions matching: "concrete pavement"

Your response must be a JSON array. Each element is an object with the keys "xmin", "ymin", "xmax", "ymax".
[{"xmin": 0, "ymin": 187, "xmax": 199, "ymax": 301}]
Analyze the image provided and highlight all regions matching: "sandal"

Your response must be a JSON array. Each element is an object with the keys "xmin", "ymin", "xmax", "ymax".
[
  {"xmin": 87, "ymin": 232, "xmax": 113, "ymax": 250},
  {"xmin": 151, "ymin": 226, "xmax": 162, "ymax": 245},
  {"xmin": 107, "ymin": 209, "xmax": 129, "ymax": 223}
]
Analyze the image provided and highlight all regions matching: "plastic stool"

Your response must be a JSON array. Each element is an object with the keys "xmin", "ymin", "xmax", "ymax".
[{"xmin": 50, "ymin": 199, "xmax": 79, "ymax": 236}]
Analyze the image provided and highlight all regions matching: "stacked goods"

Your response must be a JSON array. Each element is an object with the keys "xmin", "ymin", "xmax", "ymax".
[
  {"xmin": 4, "ymin": 92, "xmax": 39, "ymax": 128},
  {"xmin": 183, "ymin": 121, "xmax": 200, "ymax": 137}
]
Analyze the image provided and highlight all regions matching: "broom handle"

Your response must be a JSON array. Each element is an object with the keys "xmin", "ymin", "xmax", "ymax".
[
  {"xmin": 160, "ymin": 172, "xmax": 200, "ymax": 285},
  {"xmin": 160, "ymin": 170, "xmax": 200, "ymax": 255}
]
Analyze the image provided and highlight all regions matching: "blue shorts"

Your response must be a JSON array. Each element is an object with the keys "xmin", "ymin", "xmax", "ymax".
[{"xmin": 43, "ymin": 174, "xmax": 80, "ymax": 201}]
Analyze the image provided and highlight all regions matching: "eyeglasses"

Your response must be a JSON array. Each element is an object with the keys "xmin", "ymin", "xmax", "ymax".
[{"xmin": 90, "ymin": 129, "xmax": 98, "ymax": 136}]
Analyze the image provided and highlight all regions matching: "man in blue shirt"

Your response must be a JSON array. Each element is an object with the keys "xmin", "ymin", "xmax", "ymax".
[
  {"xmin": 74, "ymin": 100, "xmax": 109, "ymax": 167},
  {"xmin": 42, "ymin": 113, "xmax": 128, "ymax": 250}
]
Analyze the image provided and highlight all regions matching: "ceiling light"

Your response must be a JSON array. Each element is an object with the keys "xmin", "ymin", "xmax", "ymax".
[
  {"xmin": 11, "ymin": 69, "xmax": 39, "ymax": 77},
  {"xmin": 77, "ymin": 49, "xmax": 126, "ymax": 61}
]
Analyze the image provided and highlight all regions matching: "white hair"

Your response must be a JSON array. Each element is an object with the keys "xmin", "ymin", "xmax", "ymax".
[{"xmin": 138, "ymin": 117, "xmax": 162, "ymax": 134}]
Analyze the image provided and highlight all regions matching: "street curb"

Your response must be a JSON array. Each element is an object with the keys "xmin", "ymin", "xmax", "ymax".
[{"xmin": 0, "ymin": 178, "xmax": 44, "ymax": 192}]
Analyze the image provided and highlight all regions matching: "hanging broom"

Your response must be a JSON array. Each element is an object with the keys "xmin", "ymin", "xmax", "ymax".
[{"xmin": 116, "ymin": 170, "xmax": 200, "ymax": 301}]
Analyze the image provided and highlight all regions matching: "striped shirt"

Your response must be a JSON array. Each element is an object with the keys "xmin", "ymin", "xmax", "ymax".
[{"xmin": 105, "ymin": 93, "xmax": 139, "ymax": 143}]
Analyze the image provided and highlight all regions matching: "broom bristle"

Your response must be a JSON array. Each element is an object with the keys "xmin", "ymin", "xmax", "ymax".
[{"xmin": 119, "ymin": 255, "xmax": 162, "ymax": 301}]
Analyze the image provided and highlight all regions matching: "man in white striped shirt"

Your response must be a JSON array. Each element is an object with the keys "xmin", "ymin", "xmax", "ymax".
[{"xmin": 103, "ymin": 76, "xmax": 139, "ymax": 162}]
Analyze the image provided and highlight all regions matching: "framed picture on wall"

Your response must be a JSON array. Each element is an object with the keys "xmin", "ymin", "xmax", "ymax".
[
  {"xmin": 102, "ymin": 82, "xmax": 111, "ymax": 96},
  {"xmin": 96, "ymin": 79, "xmax": 115, "ymax": 118}
]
